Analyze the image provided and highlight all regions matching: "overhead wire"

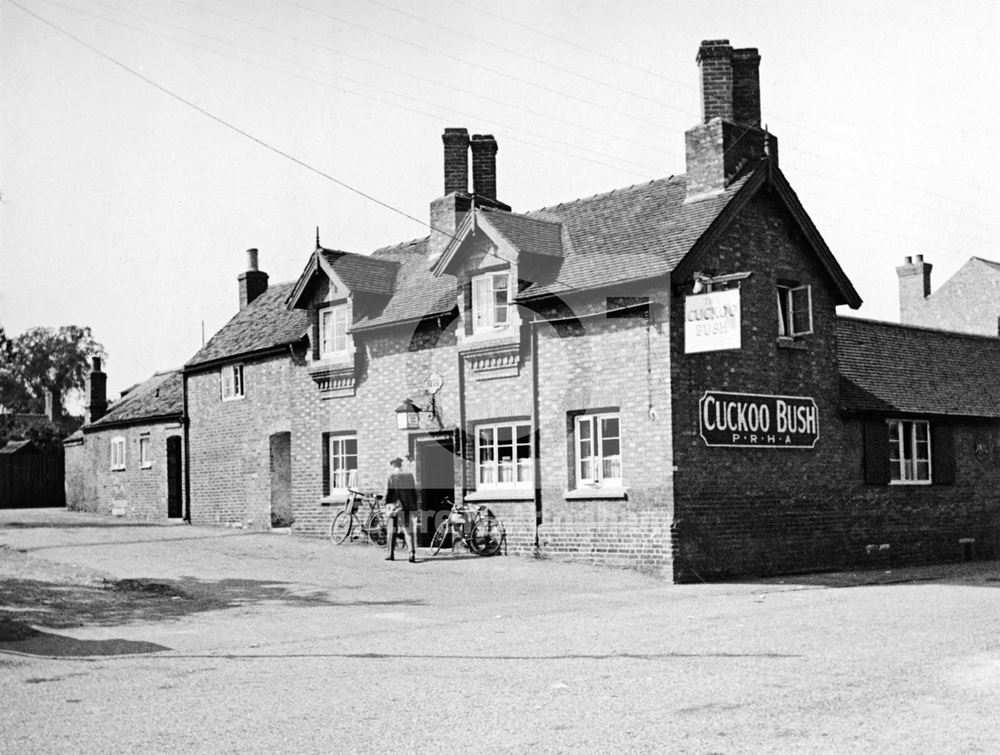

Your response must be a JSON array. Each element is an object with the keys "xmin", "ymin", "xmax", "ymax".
[
  {"xmin": 9, "ymin": 0, "xmax": 995, "ymax": 264},
  {"xmin": 447, "ymin": 0, "xmax": 1000, "ymax": 199}
]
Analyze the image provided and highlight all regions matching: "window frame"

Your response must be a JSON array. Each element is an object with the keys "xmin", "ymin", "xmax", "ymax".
[
  {"xmin": 777, "ymin": 283, "xmax": 813, "ymax": 338},
  {"xmin": 573, "ymin": 412, "xmax": 623, "ymax": 489},
  {"xmin": 110, "ymin": 436, "xmax": 126, "ymax": 471},
  {"xmin": 471, "ymin": 271, "xmax": 511, "ymax": 334},
  {"xmin": 326, "ymin": 433, "xmax": 358, "ymax": 495},
  {"xmin": 221, "ymin": 363, "xmax": 245, "ymax": 401},
  {"xmin": 138, "ymin": 436, "xmax": 152, "ymax": 469},
  {"xmin": 475, "ymin": 420, "xmax": 533, "ymax": 490},
  {"xmin": 888, "ymin": 419, "xmax": 932, "ymax": 485},
  {"xmin": 319, "ymin": 302, "xmax": 350, "ymax": 360}
]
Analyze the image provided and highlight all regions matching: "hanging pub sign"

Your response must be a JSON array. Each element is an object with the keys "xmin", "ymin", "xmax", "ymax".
[
  {"xmin": 699, "ymin": 391, "xmax": 819, "ymax": 448},
  {"xmin": 684, "ymin": 289, "xmax": 741, "ymax": 354}
]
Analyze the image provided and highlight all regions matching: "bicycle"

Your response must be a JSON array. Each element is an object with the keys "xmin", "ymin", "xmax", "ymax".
[
  {"xmin": 329, "ymin": 489, "xmax": 387, "ymax": 546},
  {"xmin": 429, "ymin": 497, "xmax": 505, "ymax": 557}
]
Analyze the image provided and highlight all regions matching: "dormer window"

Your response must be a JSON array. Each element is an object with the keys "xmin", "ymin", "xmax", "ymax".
[
  {"xmin": 472, "ymin": 271, "xmax": 509, "ymax": 334},
  {"xmin": 320, "ymin": 303, "xmax": 350, "ymax": 359},
  {"xmin": 777, "ymin": 283, "xmax": 812, "ymax": 337}
]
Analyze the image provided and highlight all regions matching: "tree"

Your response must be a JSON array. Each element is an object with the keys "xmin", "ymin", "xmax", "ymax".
[{"xmin": 0, "ymin": 326, "xmax": 105, "ymax": 416}]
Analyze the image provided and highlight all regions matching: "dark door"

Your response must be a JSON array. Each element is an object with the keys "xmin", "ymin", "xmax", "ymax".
[
  {"xmin": 166, "ymin": 436, "xmax": 183, "ymax": 519},
  {"xmin": 269, "ymin": 432, "xmax": 293, "ymax": 528},
  {"xmin": 414, "ymin": 434, "xmax": 456, "ymax": 547}
]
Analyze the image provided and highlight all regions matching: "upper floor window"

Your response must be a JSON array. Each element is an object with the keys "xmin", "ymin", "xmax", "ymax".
[
  {"xmin": 472, "ymin": 271, "xmax": 510, "ymax": 334},
  {"xmin": 326, "ymin": 433, "xmax": 358, "ymax": 494},
  {"xmin": 574, "ymin": 413, "xmax": 622, "ymax": 488},
  {"xmin": 777, "ymin": 283, "xmax": 812, "ymax": 337},
  {"xmin": 221, "ymin": 364, "xmax": 244, "ymax": 401},
  {"xmin": 320, "ymin": 303, "xmax": 350, "ymax": 359},
  {"xmin": 476, "ymin": 422, "xmax": 532, "ymax": 489},
  {"xmin": 889, "ymin": 419, "xmax": 931, "ymax": 484},
  {"xmin": 110, "ymin": 436, "xmax": 126, "ymax": 471}
]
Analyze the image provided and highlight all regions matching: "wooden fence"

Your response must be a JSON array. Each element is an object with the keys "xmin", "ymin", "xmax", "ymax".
[{"xmin": 0, "ymin": 450, "xmax": 65, "ymax": 508}]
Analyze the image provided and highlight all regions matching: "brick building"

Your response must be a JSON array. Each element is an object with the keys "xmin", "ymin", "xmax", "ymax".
[
  {"xmin": 65, "ymin": 359, "xmax": 185, "ymax": 520},
  {"xmin": 71, "ymin": 40, "xmax": 1000, "ymax": 580},
  {"xmin": 896, "ymin": 255, "xmax": 1000, "ymax": 336}
]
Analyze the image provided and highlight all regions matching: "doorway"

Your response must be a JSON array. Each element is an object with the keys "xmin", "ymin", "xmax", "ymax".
[
  {"xmin": 269, "ymin": 432, "xmax": 293, "ymax": 528},
  {"xmin": 166, "ymin": 436, "xmax": 183, "ymax": 519},
  {"xmin": 413, "ymin": 433, "xmax": 456, "ymax": 547}
]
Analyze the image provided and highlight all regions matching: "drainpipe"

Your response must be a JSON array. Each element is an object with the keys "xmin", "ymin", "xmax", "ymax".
[
  {"xmin": 182, "ymin": 371, "xmax": 191, "ymax": 523},
  {"xmin": 456, "ymin": 351, "xmax": 467, "ymax": 504},
  {"xmin": 529, "ymin": 318, "xmax": 542, "ymax": 551}
]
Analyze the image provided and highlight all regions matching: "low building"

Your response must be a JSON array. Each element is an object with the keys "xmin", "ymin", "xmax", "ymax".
[{"xmin": 65, "ymin": 360, "xmax": 184, "ymax": 520}]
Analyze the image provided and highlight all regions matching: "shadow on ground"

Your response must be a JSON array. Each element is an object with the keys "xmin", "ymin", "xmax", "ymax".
[
  {"xmin": 0, "ymin": 575, "xmax": 422, "ymax": 631},
  {"xmin": 0, "ymin": 618, "xmax": 168, "ymax": 657}
]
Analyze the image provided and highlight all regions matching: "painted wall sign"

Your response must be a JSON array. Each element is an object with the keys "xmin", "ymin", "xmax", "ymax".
[
  {"xmin": 699, "ymin": 391, "xmax": 819, "ymax": 448},
  {"xmin": 684, "ymin": 289, "xmax": 741, "ymax": 354}
]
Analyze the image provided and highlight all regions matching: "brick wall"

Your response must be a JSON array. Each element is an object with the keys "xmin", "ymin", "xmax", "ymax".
[
  {"xmin": 66, "ymin": 423, "xmax": 182, "ymax": 519},
  {"xmin": 532, "ymin": 282, "xmax": 675, "ymax": 575},
  {"xmin": 669, "ymin": 193, "xmax": 1000, "ymax": 579},
  {"xmin": 187, "ymin": 355, "xmax": 308, "ymax": 529}
]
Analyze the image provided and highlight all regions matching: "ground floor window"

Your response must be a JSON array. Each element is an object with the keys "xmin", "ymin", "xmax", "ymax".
[
  {"xmin": 888, "ymin": 419, "xmax": 931, "ymax": 483},
  {"xmin": 574, "ymin": 413, "xmax": 622, "ymax": 488},
  {"xmin": 325, "ymin": 433, "xmax": 358, "ymax": 494},
  {"xmin": 139, "ymin": 436, "xmax": 151, "ymax": 469},
  {"xmin": 863, "ymin": 418, "xmax": 954, "ymax": 486},
  {"xmin": 476, "ymin": 421, "xmax": 532, "ymax": 488}
]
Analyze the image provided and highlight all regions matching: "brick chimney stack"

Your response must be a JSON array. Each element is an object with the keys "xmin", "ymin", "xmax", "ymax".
[
  {"xmin": 429, "ymin": 128, "xmax": 473, "ymax": 263},
  {"xmin": 685, "ymin": 40, "xmax": 774, "ymax": 202},
  {"xmin": 86, "ymin": 356, "xmax": 107, "ymax": 425},
  {"xmin": 470, "ymin": 134, "xmax": 498, "ymax": 201},
  {"xmin": 238, "ymin": 248, "xmax": 269, "ymax": 310},
  {"xmin": 896, "ymin": 254, "xmax": 933, "ymax": 323}
]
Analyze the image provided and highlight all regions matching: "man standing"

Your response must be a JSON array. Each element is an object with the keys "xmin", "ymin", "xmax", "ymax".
[{"xmin": 384, "ymin": 456, "xmax": 417, "ymax": 562}]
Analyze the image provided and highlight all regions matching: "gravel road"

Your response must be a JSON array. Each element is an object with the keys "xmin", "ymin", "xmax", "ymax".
[{"xmin": 2, "ymin": 508, "xmax": 999, "ymax": 753}]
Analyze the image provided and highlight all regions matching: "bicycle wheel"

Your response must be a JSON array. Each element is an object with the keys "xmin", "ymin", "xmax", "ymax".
[
  {"xmin": 430, "ymin": 521, "xmax": 450, "ymax": 555},
  {"xmin": 329, "ymin": 511, "xmax": 352, "ymax": 544},
  {"xmin": 470, "ymin": 515, "xmax": 504, "ymax": 556},
  {"xmin": 365, "ymin": 509, "xmax": 388, "ymax": 547}
]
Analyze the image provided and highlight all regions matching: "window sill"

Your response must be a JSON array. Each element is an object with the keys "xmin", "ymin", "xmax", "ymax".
[
  {"xmin": 564, "ymin": 486, "xmax": 628, "ymax": 500},
  {"xmin": 465, "ymin": 488, "xmax": 534, "ymax": 502},
  {"xmin": 110, "ymin": 467, "xmax": 126, "ymax": 473},
  {"xmin": 221, "ymin": 394, "xmax": 246, "ymax": 402},
  {"xmin": 889, "ymin": 480, "xmax": 932, "ymax": 486},
  {"xmin": 776, "ymin": 338, "xmax": 807, "ymax": 351},
  {"xmin": 319, "ymin": 490, "xmax": 351, "ymax": 506},
  {"xmin": 140, "ymin": 463, "xmax": 152, "ymax": 470}
]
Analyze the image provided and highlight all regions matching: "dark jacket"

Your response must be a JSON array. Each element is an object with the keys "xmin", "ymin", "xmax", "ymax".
[{"xmin": 385, "ymin": 470, "xmax": 418, "ymax": 511}]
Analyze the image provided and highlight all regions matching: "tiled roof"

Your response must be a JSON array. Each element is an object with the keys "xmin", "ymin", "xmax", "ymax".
[
  {"xmin": 350, "ymin": 238, "xmax": 457, "ymax": 331},
  {"xmin": 838, "ymin": 317, "xmax": 1000, "ymax": 418},
  {"xmin": 354, "ymin": 173, "xmax": 751, "ymax": 329},
  {"xmin": 319, "ymin": 248, "xmax": 399, "ymax": 295},
  {"xmin": 480, "ymin": 209, "xmax": 564, "ymax": 258},
  {"xmin": 515, "ymin": 173, "xmax": 752, "ymax": 299},
  {"xmin": 186, "ymin": 282, "xmax": 309, "ymax": 367},
  {"xmin": 87, "ymin": 370, "xmax": 183, "ymax": 429}
]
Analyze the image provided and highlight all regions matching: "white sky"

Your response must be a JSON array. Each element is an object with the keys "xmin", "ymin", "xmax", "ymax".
[{"xmin": 2, "ymin": 0, "xmax": 998, "ymax": 402}]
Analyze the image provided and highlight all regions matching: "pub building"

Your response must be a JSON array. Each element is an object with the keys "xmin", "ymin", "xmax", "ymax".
[{"xmin": 72, "ymin": 40, "xmax": 1000, "ymax": 581}]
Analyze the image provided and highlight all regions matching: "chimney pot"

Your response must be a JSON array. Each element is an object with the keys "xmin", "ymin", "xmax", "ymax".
[
  {"xmin": 92, "ymin": 356, "xmax": 102, "ymax": 372},
  {"xmin": 247, "ymin": 248, "xmax": 259, "ymax": 271},
  {"xmin": 86, "ymin": 359, "xmax": 107, "ymax": 424},
  {"xmin": 915, "ymin": 254, "xmax": 924, "ymax": 263},
  {"xmin": 904, "ymin": 256, "xmax": 913, "ymax": 264}
]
